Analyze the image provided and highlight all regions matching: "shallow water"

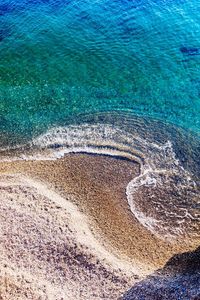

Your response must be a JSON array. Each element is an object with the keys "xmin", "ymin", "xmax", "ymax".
[
  {"xmin": 0, "ymin": 0, "xmax": 200, "ymax": 241},
  {"xmin": 0, "ymin": 1, "xmax": 200, "ymax": 297},
  {"xmin": 1, "ymin": 112, "xmax": 199, "ymax": 242}
]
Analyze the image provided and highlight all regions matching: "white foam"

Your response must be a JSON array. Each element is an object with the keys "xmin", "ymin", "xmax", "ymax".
[{"xmin": 0, "ymin": 123, "xmax": 198, "ymax": 240}]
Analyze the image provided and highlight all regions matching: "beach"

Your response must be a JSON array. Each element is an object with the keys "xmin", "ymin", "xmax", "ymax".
[
  {"xmin": 1, "ymin": 0, "xmax": 200, "ymax": 298},
  {"xmin": 0, "ymin": 153, "xmax": 198, "ymax": 299}
]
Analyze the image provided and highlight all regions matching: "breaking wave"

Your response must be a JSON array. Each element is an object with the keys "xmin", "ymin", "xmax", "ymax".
[{"xmin": 0, "ymin": 113, "xmax": 199, "ymax": 241}]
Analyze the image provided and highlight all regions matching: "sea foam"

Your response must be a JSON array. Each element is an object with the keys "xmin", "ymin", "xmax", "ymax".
[{"xmin": 0, "ymin": 114, "xmax": 199, "ymax": 241}]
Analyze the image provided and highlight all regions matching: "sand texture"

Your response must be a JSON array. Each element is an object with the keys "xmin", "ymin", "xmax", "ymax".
[{"xmin": 0, "ymin": 154, "xmax": 198, "ymax": 299}]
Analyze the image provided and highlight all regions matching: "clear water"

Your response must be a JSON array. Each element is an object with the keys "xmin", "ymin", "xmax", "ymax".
[
  {"xmin": 0, "ymin": 0, "xmax": 200, "ymax": 142},
  {"xmin": 0, "ymin": 1, "xmax": 200, "ymax": 293}
]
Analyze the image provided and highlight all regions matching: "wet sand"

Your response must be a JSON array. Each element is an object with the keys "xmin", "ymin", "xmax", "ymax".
[{"xmin": 0, "ymin": 154, "xmax": 198, "ymax": 299}]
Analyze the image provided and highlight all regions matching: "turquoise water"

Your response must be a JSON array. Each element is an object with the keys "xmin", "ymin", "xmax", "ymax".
[
  {"xmin": 1, "ymin": 1, "xmax": 200, "ymax": 294},
  {"xmin": 0, "ymin": 0, "xmax": 200, "ymax": 143}
]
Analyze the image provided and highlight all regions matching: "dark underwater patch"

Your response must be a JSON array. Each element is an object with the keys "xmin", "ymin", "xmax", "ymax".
[
  {"xmin": 180, "ymin": 46, "xmax": 200, "ymax": 56},
  {"xmin": 0, "ymin": 3, "xmax": 15, "ymax": 16}
]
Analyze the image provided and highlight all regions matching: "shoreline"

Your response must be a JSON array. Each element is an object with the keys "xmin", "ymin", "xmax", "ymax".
[
  {"xmin": 0, "ymin": 153, "xmax": 198, "ymax": 299},
  {"xmin": 0, "ymin": 153, "xmax": 197, "ymax": 260}
]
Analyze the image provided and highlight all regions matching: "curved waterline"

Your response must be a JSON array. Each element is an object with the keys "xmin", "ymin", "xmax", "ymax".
[{"xmin": 1, "ymin": 113, "xmax": 199, "ymax": 241}]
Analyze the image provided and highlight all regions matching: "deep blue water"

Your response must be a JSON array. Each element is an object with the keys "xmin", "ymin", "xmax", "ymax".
[{"xmin": 0, "ymin": 0, "xmax": 200, "ymax": 144}]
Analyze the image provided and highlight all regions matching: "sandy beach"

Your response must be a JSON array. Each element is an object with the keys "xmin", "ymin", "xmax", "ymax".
[{"xmin": 0, "ymin": 153, "xmax": 198, "ymax": 299}]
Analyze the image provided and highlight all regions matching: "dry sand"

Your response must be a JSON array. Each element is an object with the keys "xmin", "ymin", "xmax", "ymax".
[{"xmin": 0, "ymin": 154, "xmax": 198, "ymax": 299}]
